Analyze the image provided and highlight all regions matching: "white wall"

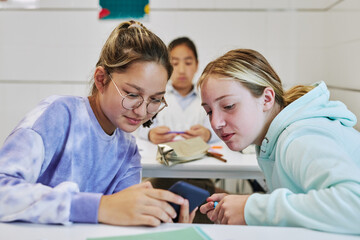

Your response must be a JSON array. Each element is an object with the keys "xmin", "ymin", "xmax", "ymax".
[
  {"xmin": 0, "ymin": 0, "xmax": 359, "ymax": 144},
  {"xmin": 324, "ymin": 0, "xmax": 360, "ymax": 129}
]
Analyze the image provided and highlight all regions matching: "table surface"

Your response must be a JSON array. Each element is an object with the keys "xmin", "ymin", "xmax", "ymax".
[
  {"xmin": 1, "ymin": 222, "xmax": 359, "ymax": 240},
  {"xmin": 137, "ymin": 138, "xmax": 263, "ymax": 179}
]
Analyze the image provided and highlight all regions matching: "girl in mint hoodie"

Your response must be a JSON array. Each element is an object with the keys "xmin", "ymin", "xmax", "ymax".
[{"xmin": 198, "ymin": 49, "xmax": 360, "ymax": 234}]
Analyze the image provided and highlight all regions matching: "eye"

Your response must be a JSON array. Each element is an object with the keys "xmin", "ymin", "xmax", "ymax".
[
  {"xmin": 150, "ymin": 97, "xmax": 162, "ymax": 103},
  {"xmin": 171, "ymin": 60, "xmax": 179, "ymax": 66},
  {"xmin": 126, "ymin": 92, "xmax": 141, "ymax": 99},
  {"xmin": 206, "ymin": 110, "xmax": 212, "ymax": 116},
  {"xmin": 224, "ymin": 104, "xmax": 235, "ymax": 110}
]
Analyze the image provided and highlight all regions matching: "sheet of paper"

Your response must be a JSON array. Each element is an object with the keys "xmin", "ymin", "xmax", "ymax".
[{"xmin": 87, "ymin": 226, "xmax": 211, "ymax": 240}]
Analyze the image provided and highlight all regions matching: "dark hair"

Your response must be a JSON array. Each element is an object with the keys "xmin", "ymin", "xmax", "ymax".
[{"xmin": 168, "ymin": 37, "xmax": 198, "ymax": 62}]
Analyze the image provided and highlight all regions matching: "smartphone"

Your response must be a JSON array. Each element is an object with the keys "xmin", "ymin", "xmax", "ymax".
[{"xmin": 168, "ymin": 181, "xmax": 210, "ymax": 222}]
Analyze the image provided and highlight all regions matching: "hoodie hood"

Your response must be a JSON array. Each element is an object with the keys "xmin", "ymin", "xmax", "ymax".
[{"xmin": 257, "ymin": 81, "xmax": 357, "ymax": 158}]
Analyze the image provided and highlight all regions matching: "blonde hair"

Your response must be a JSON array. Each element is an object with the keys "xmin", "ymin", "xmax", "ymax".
[
  {"xmin": 197, "ymin": 49, "xmax": 314, "ymax": 107},
  {"xmin": 90, "ymin": 20, "xmax": 172, "ymax": 96}
]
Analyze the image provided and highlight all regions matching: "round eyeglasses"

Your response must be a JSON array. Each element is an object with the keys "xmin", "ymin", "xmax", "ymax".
[{"xmin": 109, "ymin": 74, "xmax": 168, "ymax": 115}]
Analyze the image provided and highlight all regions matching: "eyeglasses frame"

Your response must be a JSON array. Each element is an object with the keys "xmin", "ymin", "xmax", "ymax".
[{"xmin": 108, "ymin": 73, "xmax": 168, "ymax": 115}]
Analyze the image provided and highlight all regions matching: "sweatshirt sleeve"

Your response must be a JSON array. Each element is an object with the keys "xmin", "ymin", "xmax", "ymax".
[
  {"xmin": 113, "ymin": 143, "xmax": 142, "ymax": 193},
  {"xmin": 0, "ymin": 128, "xmax": 100, "ymax": 224},
  {"xmin": 244, "ymin": 134, "xmax": 360, "ymax": 234}
]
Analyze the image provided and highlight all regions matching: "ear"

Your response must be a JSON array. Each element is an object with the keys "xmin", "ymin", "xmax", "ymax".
[
  {"xmin": 94, "ymin": 66, "xmax": 108, "ymax": 94},
  {"xmin": 262, "ymin": 87, "xmax": 276, "ymax": 112}
]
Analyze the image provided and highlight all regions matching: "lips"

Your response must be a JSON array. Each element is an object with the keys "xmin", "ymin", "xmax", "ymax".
[
  {"xmin": 126, "ymin": 116, "xmax": 143, "ymax": 125},
  {"xmin": 221, "ymin": 133, "xmax": 234, "ymax": 141}
]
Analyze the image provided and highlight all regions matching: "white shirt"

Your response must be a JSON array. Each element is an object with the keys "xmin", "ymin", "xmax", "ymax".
[{"xmin": 137, "ymin": 84, "xmax": 219, "ymax": 143}]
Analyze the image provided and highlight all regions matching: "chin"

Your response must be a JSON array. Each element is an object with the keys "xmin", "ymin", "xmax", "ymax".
[
  {"xmin": 118, "ymin": 123, "xmax": 140, "ymax": 133},
  {"xmin": 225, "ymin": 142, "xmax": 243, "ymax": 152}
]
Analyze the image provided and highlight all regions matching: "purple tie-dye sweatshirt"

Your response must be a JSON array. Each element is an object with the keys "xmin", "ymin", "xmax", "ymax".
[{"xmin": 0, "ymin": 95, "xmax": 141, "ymax": 224}]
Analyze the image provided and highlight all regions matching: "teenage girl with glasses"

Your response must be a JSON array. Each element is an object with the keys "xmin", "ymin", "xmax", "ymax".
[{"xmin": 0, "ymin": 21, "xmax": 195, "ymax": 226}]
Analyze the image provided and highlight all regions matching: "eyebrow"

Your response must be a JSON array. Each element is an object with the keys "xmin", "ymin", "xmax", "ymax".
[
  {"xmin": 171, "ymin": 56, "xmax": 194, "ymax": 61},
  {"xmin": 125, "ymin": 82, "xmax": 166, "ymax": 96},
  {"xmin": 201, "ymin": 94, "xmax": 233, "ymax": 106}
]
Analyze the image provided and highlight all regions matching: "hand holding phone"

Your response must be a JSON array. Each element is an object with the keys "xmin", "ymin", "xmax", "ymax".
[{"xmin": 168, "ymin": 181, "xmax": 210, "ymax": 222}]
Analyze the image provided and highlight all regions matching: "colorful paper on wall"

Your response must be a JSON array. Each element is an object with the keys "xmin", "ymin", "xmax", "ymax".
[{"xmin": 99, "ymin": 0, "xmax": 149, "ymax": 20}]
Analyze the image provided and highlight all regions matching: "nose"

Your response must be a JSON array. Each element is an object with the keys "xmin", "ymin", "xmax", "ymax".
[
  {"xmin": 211, "ymin": 111, "xmax": 226, "ymax": 130},
  {"xmin": 178, "ymin": 62, "xmax": 185, "ymax": 73},
  {"xmin": 132, "ymin": 101, "xmax": 147, "ymax": 117}
]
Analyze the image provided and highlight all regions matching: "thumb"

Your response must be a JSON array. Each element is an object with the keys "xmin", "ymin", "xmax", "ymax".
[
  {"xmin": 190, "ymin": 124, "xmax": 201, "ymax": 130},
  {"xmin": 158, "ymin": 126, "xmax": 171, "ymax": 134}
]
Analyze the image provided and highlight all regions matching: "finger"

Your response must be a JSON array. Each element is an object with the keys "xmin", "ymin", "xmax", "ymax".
[
  {"xmin": 142, "ymin": 181, "xmax": 153, "ymax": 189},
  {"xmin": 157, "ymin": 126, "xmax": 171, "ymax": 134},
  {"xmin": 148, "ymin": 189, "xmax": 184, "ymax": 204},
  {"xmin": 190, "ymin": 124, "xmax": 201, "ymax": 130},
  {"xmin": 179, "ymin": 133, "xmax": 193, "ymax": 139},
  {"xmin": 207, "ymin": 193, "xmax": 227, "ymax": 202},
  {"xmin": 189, "ymin": 207, "xmax": 197, "ymax": 223},
  {"xmin": 145, "ymin": 189, "xmax": 185, "ymax": 218},
  {"xmin": 207, "ymin": 210, "xmax": 214, "ymax": 222},
  {"xmin": 200, "ymin": 202, "xmax": 214, "ymax": 214},
  {"xmin": 216, "ymin": 204, "xmax": 225, "ymax": 224},
  {"xmin": 164, "ymin": 133, "xmax": 176, "ymax": 139},
  {"xmin": 142, "ymin": 191, "xmax": 178, "ymax": 219},
  {"xmin": 142, "ymin": 205, "xmax": 174, "ymax": 224},
  {"xmin": 220, "ymin": 214, "xmax": 228, "ymax": 225},
  {"xmin": 136, "ymin": 214, "xmax": 162, "ymax": 227},
  {"xmin": 210, "ymin": 201, "xmax": 222, "ymax": 222},
  {"xmin": 178, "ymin": 199, "xmax": 190, "ymax": 223}
]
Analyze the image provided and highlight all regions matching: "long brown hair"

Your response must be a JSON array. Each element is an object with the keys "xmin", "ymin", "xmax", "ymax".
[{"xmin": 90, "ymin": 20, "xmax": 173, "ymax": 96}]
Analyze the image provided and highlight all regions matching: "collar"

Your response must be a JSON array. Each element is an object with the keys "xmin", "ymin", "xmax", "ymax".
[{"xmin": 167, "ymin": 84, "xmax": 198, "ymax": 98}]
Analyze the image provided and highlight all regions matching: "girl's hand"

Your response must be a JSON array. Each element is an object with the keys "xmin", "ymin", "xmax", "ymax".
[
  {"xmin": 177, "ymin": 199, "xmax": 197, "ymax": 223},
  {"xmin": 180, "ymin": 124, "xmax": 211, "ymax": 142},
  {"xmin": 200, "ymin": 193, "xmax": 228, "ymax": 218},
  {"xmin": 149, "ymin": 126, "xmax": 176, "ymax": 144},
  {"xmin": 98, "ymin": 182, "xmax": 184, "ymax": 226},
  {"xmin": 202, "ymin": 194, "xmax": 250, "ymax": 225}
]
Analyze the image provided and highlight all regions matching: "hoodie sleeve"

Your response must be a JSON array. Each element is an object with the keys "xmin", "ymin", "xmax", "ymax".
[{"xmin": 244, "ymin": 134, "xmax": 360, "ymax": 234}]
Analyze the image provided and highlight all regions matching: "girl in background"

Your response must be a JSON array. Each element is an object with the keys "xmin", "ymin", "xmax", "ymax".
[
  {"xmin": 138, "ymin": 36, "xmax": 217, "ymax": 144},
  {"xmin": 0, "ymin": 21, "xmax": 195, "ymax": 226},
  {"xmin": 138, "ymin": 36, "xmax": 219, "ymax": 223},
  {"xmin": 198, "ymin": 49, "xmax": 360, "ymax": 234}
]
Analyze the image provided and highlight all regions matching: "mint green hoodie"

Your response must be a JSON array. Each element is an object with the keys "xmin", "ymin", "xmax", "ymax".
[{"xmin": 245, "ymin": 82, "xmax": 360, "ymax": 234}]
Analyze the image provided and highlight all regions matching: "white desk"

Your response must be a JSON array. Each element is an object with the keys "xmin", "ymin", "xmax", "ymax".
[
  {"xmin": 137, "ymin": 138, "xmax": 263, "ymax": 179},
  {"xmin": 1, "ymin": 222, "xmax": 359, "ymax": 240}
]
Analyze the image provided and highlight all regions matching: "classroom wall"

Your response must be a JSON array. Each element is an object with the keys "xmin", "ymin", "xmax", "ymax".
[
  {"xmin": 324, "ymin": 0, "xmax": 360, "ymax": 129},
  {"xmin": 0, "ymin": 0, "xmax": 359, "ymax": 144}
]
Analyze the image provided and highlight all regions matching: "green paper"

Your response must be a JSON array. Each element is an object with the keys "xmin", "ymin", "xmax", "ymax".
[{"xmin": 87, "ymin": 226, "xmax": 212, "ymax": 240}]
